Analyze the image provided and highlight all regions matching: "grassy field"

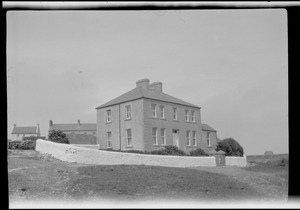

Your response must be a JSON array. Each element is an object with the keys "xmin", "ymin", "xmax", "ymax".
[{"xmin": 8, "ymin": 150, "xmax": 289, "ymax": 208}]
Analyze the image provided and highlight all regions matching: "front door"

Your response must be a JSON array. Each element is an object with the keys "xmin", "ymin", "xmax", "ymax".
[{"xmin": 172, "ymin": 129, "xmax": 179, "ymax": 148}]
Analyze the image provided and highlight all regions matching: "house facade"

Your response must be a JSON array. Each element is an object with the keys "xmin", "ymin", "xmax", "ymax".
[
  {"xmin": 48, "ymin": 120, "xmax": 97, "ymax": 145},
  {"xmin": 11, "ymin": 124, "xmax": 40, "ymax": 141},
  {"xmin": 96, "ymin": 78, "xmax": 218, "ymax": 153}
]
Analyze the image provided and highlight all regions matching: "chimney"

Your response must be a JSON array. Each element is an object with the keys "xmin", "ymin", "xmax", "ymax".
[
  {"xmin": 49, "ymin": 120, "xmax": 53, "ymax": 126},
  {"xmin": 149, "ymin": 82, "xmax": 163, "ymax": 93},
  {"xmin": 36, "ymin": 124, "xmax": 40, "ymax": 135},
  {"xmin": 77, "ymin": 120, "xmax": 81, "ymax": 127},
  {"xmin": 136, "ymin": 78, "xmax": 150, "ymax": 89}
]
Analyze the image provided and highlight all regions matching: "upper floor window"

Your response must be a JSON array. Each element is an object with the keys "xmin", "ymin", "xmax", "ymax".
[
  {"xmin": 125, "ymin": 105, "xmax": 131, "ymax": 119},
  {"xmin": 192, "ymin": 131, "xmax": 196, "ymax": 146},
  {"xmin": 207, "ymin": 132, "xmax": 211, "ymax": 147},
  {"xmin": 152, "ymin": 127, "xmax": 158, "ymax": 145},
  {"xmin": 151, "ymin": 104, "xmax": 157, "ymax": 118},
  {"xmin": 161, "ymin": 128, "xmax": 166, "ymax": 145},
  {"xmin": 186, "ymin": 130, "xmax": 190, "ymax": 146},
  {"xmin": 191, "ymin": 111, "xmax": 195, "ymax": 122},
  {"xmin": 106, "ymin": 110, "xmax": 111, "ymax": 122},
  {"xmin": 126, "ymin": 129, "xmax": 132, "ymax": 146},
  {"xmin": 107, "ymin": 132, "xmax": 112, "ymax": 148},
  {"xmin": 159, "ymin": 105, "xmax": 165, "ymax": 119},
  {"xmin": 173, "ymin": 107, "xmax": 177, "ymax": 120},
  {"xmin": 185, "ymin": 110, "xmax": 189, "ymax": 122}
]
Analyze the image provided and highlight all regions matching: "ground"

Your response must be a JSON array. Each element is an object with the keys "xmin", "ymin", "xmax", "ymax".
[{"xmin": 8, "ymin": 150, "xmax": 288, "ymax": 207}]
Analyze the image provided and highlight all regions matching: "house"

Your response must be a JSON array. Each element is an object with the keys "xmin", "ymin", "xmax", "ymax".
[
  {"xmin": 11, "ymin": 124, "xmax": 40, "ymax": 141},
  {"xmin": 48, "ymin": 120, "xmax": 97, "ymax": 145},
  {"xmin": 202, "ymin": 123, "xmax": 218, "ymax": 150},
  {"xmin": 95, "ymin": 78, "xmax": 218, "ymax": 153}
]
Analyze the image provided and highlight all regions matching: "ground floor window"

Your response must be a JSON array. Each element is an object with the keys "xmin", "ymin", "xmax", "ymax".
[
  {"xmin": 126, "ymin": 129, "xmax": 132, "ymax": 146},
  {"xmin": 152, "ymin": 127, "xmax": 158, "ymax": 145},
  {"xmin": 192, "ymin": 131, "xmax": 196, "ymax": 146},
  {"xmin": 161, "ymin": 128, "xmax": 166, "ymax": 145},
  {"xmin": 207, "ymin": 132, "xmax": 211, "ymax": 147},
  {"xmin": 107, "ymin": 132, "xmax": 112, "ymax": 148},
  {"xmin": 186, "ymin": 130, "xmax": 190, "ymax": 146}
]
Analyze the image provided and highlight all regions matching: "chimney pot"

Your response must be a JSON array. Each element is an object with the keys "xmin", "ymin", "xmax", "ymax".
[
  {"xmin": 136, "ymin": 78, "xmax": 150, "ymax": 89},
  {"xmin": 49, "ymin": 120, "xmax": 53, "ymax": 126}
]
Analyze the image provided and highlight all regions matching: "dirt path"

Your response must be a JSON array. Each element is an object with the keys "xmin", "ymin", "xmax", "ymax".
[{"xmin": 189, "ymin": 166, "xmax": 288, "ymax": 201}]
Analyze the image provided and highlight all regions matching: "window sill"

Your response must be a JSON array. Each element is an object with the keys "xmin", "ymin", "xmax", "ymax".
[
  {"xmin": 187, "ymin": 145, "xmax": 197, "ymax": 147},
  {"xmin": 153, "ymin": 144, "xmax": 160, "ymax": 147},
  {"xmin": 105, "ymin": 121, "xmax": 112, "ymax": 124},
  {"xmin": 173, "ymin": 119, "xmax": 179, "ymax": 122},
  {"xmin": 126, "ymin": 145, "xmax": 133, "ymax": 148},
  {"xmin": 125, "ymin": 118, "xmax": 132, "ymax": 121}
]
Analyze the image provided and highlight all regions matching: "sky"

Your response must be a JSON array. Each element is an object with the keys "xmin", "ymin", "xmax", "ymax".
[{"xmin": 7, "ymin": 9, "xmax": 288, "ymax": 155}]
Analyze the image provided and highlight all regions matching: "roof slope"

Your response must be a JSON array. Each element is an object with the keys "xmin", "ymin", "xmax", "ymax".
[
  {"xmin": 96, "ymin": 87, "xmax": 200, "ymax": 109},
  {"xmin": 202, "ymin": 124, "xmax": 216, "ymax": 131},
  {"xmin": 11, "ymin": 126, "xmax": 37, "ymax": 134},
  {"xmin": 49, "ymin": 123, "xmax": 96, "ymax": 131}
]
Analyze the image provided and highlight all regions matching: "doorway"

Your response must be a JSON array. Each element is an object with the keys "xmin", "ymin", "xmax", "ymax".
[{"xmin": 172, "ymin": 129, "xmax": 179, "ymax": 148}]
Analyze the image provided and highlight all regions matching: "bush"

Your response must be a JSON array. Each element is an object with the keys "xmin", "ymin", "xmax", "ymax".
[
  {"xmin": 48, "ymin": 130, "xmax": 69, "ymax": 144},
  {"xmin": 8, "ymin": 140, "xmax": 36, "ymax": 150},
  {"xmin": 216, "ymin": 137, "xmax": 244, "ymax": 157},
  {"xmin": 150, "ymin": 145, "xmax": 187, "ymax": 156},
  {"xmin": 189, "ymin": 148, "xmax": 209, "ymax": 156}
]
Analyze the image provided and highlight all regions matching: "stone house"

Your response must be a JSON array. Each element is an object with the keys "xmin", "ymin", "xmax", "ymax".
[
  {"xmin": 11, "ymin": 124, "xmax": 40, "ymax": 141},
  {"xmin": 48, "ymin": 120, "xmax": 97, "ymax": 145},
  {"xmin": 96, "ymin": 78, "xmax": 218, "ymax": 153}
]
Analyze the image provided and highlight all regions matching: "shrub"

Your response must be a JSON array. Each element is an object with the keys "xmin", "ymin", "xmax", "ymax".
[
  {"xmin": 150, "ymin": 145, "xmax": 187, "ymax": 156},
  {"xmin": 189, "ymin": 148, "xmax": 209, "ymax": 156},
  {"xmin": 48, "ymin": 130, "xmax": 69, "ymax": 144},
  {"xmin": 216, "ymin": 137, "xmax": 244, "ymax": 157},
  {"xmin": 8, "ymin": 140, "xmax": 36, "ymax": 150}
]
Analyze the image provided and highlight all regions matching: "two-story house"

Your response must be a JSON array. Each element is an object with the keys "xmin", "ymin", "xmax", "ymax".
[{"xmin": 96, "ymin": 78, "xmax": 218, "ymax": 153}]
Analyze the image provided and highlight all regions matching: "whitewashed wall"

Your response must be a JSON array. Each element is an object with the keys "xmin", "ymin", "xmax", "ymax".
[{"xmin": 225, "ymin": 155, "xmax": 247, "ymax": 167}]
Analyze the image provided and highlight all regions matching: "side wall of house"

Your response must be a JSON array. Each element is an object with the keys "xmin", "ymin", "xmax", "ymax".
[
  {"xmin": 201, "ymin": 130, "xmax": 218, "ymax": 153},
  {"xmin": 97, "ymin": 99, "xmax": 144, "ymax": 151},
  {"xmin": 143, "ymin": 98, "xmax": 205, "ymax": 153}
]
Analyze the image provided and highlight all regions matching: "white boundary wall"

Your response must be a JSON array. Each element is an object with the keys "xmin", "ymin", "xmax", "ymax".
[
  {"xmin": 36, "ymin": 139, "xmax": 216, "ymax": 167},
  {"xmin": 225, "ymin": 155, "xmax": 247, "ymax": 167},
  {"xmin": 70, "ymin": 144, "xmax": 100, "ymax": 150}
]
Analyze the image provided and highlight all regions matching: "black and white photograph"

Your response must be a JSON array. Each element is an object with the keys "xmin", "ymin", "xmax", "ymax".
[{"xmin": 5, "ymin": 1, "xmax": 296, "ymax": 209}]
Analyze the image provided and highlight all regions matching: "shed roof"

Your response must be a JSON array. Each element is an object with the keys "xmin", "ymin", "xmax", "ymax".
[
  {"xmin": 11, "ymin": 126, "xmax": 38, "ymax": 134},
  {"xmin": 96, "ymin": 86, "xmax": 201, "ymax": 109},
  {"xmin": 49, "ymin": 123, "xmax": 96, "ymax": 132},
  {"xmin": 202, "ymin": 124, "xmax": 217, "ymax": 131}
]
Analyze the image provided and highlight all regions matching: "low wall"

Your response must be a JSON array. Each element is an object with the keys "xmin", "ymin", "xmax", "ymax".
[
  {"xmin": 71, "ymin": 144, "xmax": 100, "ymax": 150},
  {"xmin": 225, "ymin": 155, "xmax": 247, "ymax": 167},
  {"xmin": 35, "ymin": 139, "xmax": 216, "ymax": 167}
]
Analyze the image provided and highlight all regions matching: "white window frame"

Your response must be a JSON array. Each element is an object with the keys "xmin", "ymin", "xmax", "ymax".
[
  {"xmin": 159, "ymin": 105, "xmax": 165, "ymax": 119},
  {"xmin": 173, "ymin": 107, "xmax": 177, "ymax": 120},
  {"xmin": 161, "ymin": 128, "xmax": 166, "ymax": 145},
  {"xmin": 106, "ymin": 110, "xmax": 111, "ymax": 122},
  {"xmin": 151, "ymin": 104, "xmax": 157, "ymax": 118},
  {"xmin": 207, "ymin": 132, "xmax": 211, "ymax": 147},
  {"xmin": 185, "ymin": 110, "xmax": 189, "ymax": 122},
  {"xmin": 192, "ymin": 131, "xmax": 197, "ymax": 146},
  {"xmin": 152, "ymin": 127, "xmax": 158, "ymax": 145},
  {"xmin": 186, "ymin": 130, "xmax": 190, "ymax": 146},
  {"xmin": 191, "ymin": 111, "xmax": 195, "ymax": 122},
  {"xmin": 125, "ymin": 105, "xmax": 131, "ymax": 119},
  {"xmin": 107, "ymin": 132, "xmax": 112, "ymax": 148},
  {"xmin": 126, "ymin": 129, "xmax": 132, "ymax": 146}
]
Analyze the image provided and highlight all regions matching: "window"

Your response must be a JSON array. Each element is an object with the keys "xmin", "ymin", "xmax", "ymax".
[
  {"xmin": 126, "ymin": 129, "xmax": 132, "ymax": 146},
  {"xmin": 173, "ymin": 107, "xmax": 177, "ymax": 120},
  {"xmin": 107, "ymin": 132, "xmax": 112, "ymax": 148},
  {"xmin": 152, "ymin": 127, "xmax": 158, "ymax": 145},
  {"xmin": 192, "ymin": 131, "xmax": 196, "ymax": 146},
  {"xmin": 207, "ymin": 132, "xmax": 211, "ymax": 147},
  {"xmin": 191, "ymin": 111, "xmax": 195, "ymax": 122},
  {"xmin": 161, "ymin": 128, "xmax": 166, "ymax": 145},
  {"xmin": 106, "ymin": 110, "xmax": 111, "ymax": 122},
  {"xmin": 186, "ymin": 130, "xmax": 190, "ymax": 146},
  {"xmin": 185, "ymin": 110, "xmax": 189, "ymax": 122},
  {"xmin": 125, "ymin": 105, "xmax": 131, "ymax": 119},
  {"xmin": 159, "ymin": 105, "xmax": 165, "ymax": 119},
  {"xmin": 151, "ymin": 104, "xmax": 157, "ymax": 118}
]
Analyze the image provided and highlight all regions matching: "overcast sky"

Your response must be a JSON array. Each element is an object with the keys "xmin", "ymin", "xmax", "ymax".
[{"xmin": 7, "ymin": 9, "xmax": 288, "ymax": 155}]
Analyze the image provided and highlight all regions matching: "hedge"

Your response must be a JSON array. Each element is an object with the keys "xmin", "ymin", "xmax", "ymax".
[{"xmin": 8, "ymin": 140, "xmax": 36, "ymax": 150}]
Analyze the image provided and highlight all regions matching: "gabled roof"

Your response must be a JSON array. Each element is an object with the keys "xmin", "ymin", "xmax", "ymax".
[
  {"xmin": 202, "ymin": 124, "xmax": 216, "ymax": 132},
  {"xmin": 11, "ymin": 126, "xmax": 38, "ymax": 134},
  {"xmin": 49, "ymin": 123, "xmax": 96, "ymax": 132},
  {"xmin": 96, "ymin": 87, "xmax": 200, "ymax": 109}
]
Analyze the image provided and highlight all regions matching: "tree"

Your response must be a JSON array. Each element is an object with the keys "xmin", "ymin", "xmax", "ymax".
[
  {"xmin": 216, "ymin": 137, "xmax": 244, "ymax": 157},
  {"xmin": 48, "ymin": 130, "xmax": 69, "ymax": 144}
]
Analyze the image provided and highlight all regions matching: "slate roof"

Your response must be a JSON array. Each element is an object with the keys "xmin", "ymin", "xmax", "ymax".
[
  {"xmin": 96, "ymin": 86, "xmax": 200, "ymax": 109},
  {"xmin": 11, "ymin": 126, "xmax": 38, "ymax": 134},
  {"xmin": 49, "ymin": 123, "xmax": 96, "ymax": 132},
  {"xmin": 202, "ymin": 124, "xmax": 216, "ymax": 131}
]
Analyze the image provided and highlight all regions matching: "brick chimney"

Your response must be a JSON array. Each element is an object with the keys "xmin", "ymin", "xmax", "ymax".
[
  {"xmin": 49, "ymin": 120, "xmax": 53, "ymax": 126},
  {"xmin": 149, "ymin": 82, "xmax": 163, "ymax": 93},
  {"xmin": 136, "ymin": 78, "xmax": 150, "ymax": 89}
]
